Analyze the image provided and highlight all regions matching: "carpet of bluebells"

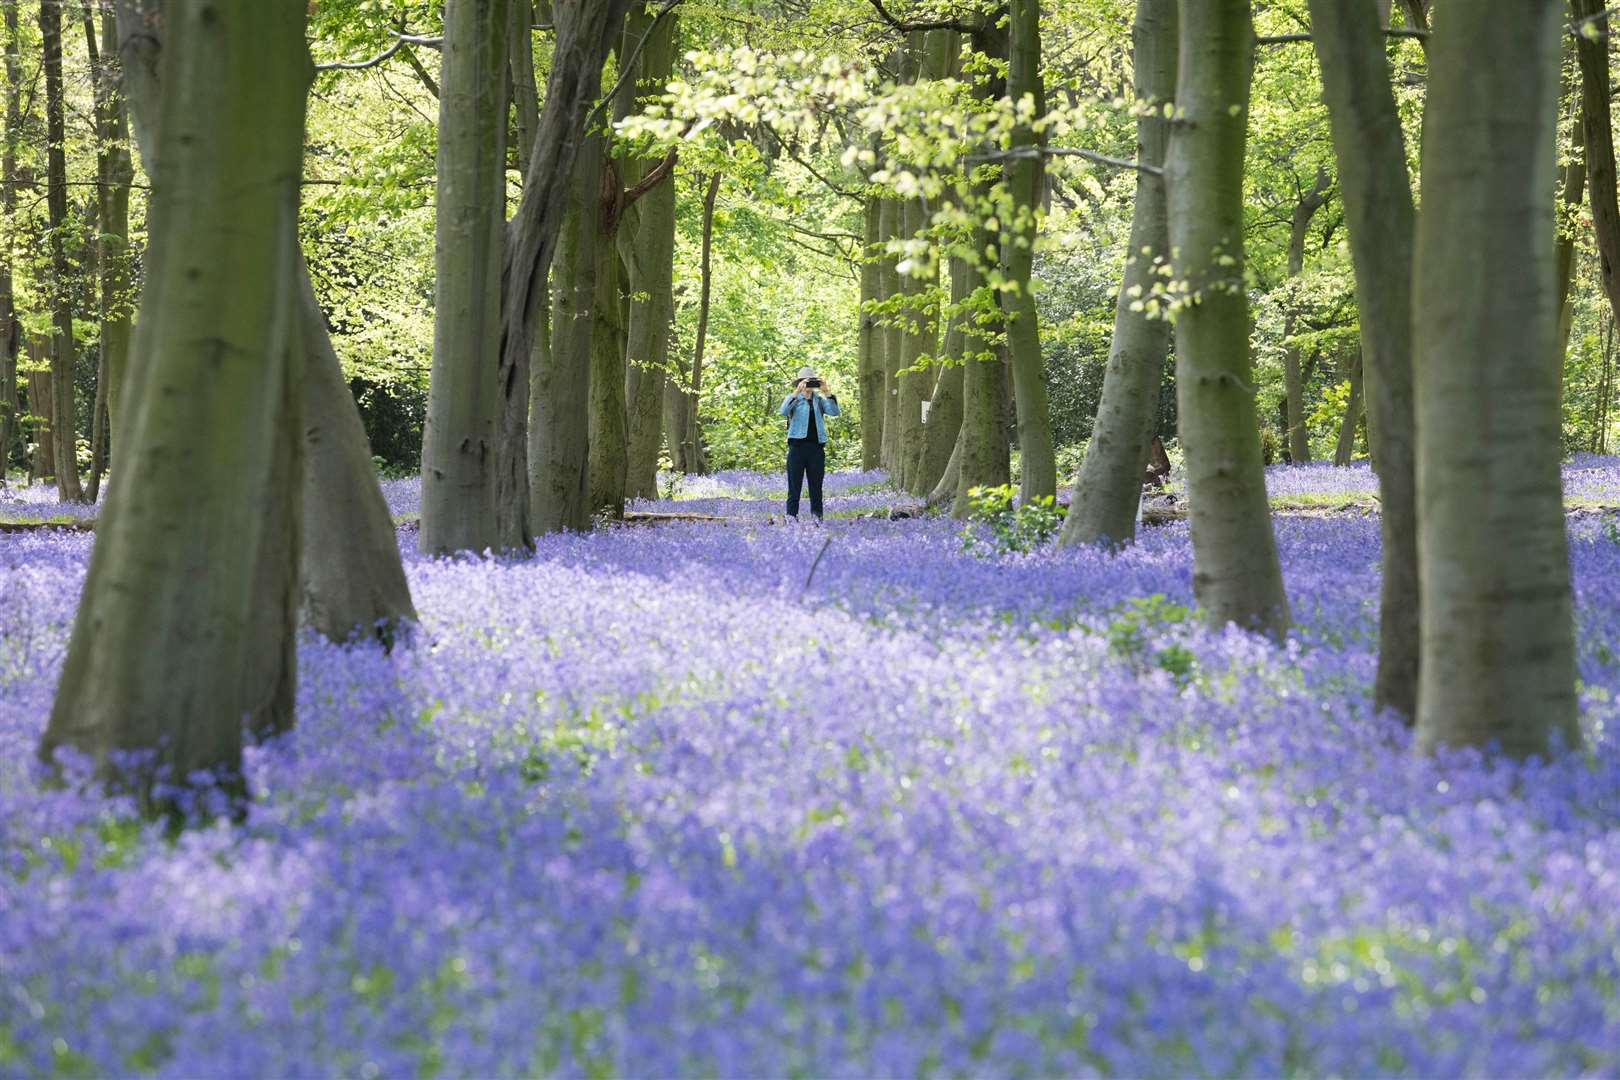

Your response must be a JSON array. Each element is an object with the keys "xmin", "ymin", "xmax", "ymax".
[{"xmin": 3, "ymin": 461, "xmax": 1620, "ymax": 1077}]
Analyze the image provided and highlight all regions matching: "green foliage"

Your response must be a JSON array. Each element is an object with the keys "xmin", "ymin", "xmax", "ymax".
[
  {"xmin": 1105, "ymin": 595, "xmax": 1197, "ymax": 688},
  {"xmin": 960, "ymin": 484, "xmax": 1062, "ymax": 555}
]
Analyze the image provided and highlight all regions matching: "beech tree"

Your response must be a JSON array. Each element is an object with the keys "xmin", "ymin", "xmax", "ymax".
[
  {"xmin": 1165, "ymin": 0, "xmax": 1288, "ymax": 638},
  {"xmin": 43, "ymin": 0, "xmax": 312, "ymax": 807},
  {"xmin": 420, "ymin": 0, "xmax": 511, "ymax": 556},
  {"xmin": 116, "ymin": 0, "xmax": 417, "ymax": 646},
  {"xmin": 0, "ymin": 1, "xmax": 20, "ymax": 482},
  {"xmin": 621, "ymin": 10, "xmax": 680, "ymax": 500},
  {"xmin": 82, "ymin": 0, "xmax": 134, "ymax": 456},
  {"xmin": 37, "ymin": 0, "xmax": 82, "ymax": 503},
  {"xmin": 1060, "ymin": 0, "xmax": 1175, "ymax": 549},
  {"xmin": 1412, "ymin": 0, "xmax": 1579, "ymax": 757},
  {"xmin": 1003, "ymin": 0, "xmax": 1054, "ymax": 503}
]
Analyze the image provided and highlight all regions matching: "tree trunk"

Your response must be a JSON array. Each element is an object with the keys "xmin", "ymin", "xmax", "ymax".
[
  {"xmin": 487, "ymin": 0, "xmax": 540, "ymax": 550},
  {"xmin": 297, "ymin": 260, "xmax": 418, "ymax": 644},
  {"xmin": 1308, "ymin": 0, "xmax": 1423, "ymax": 719},
  {"xmin": 38, "ymin": 0, "xmax": 83, "ymax": 503},
  {"xmin": 83, "ymin": 1, "xmax": 134, "ymax": 459},
  {"xmin": 1060, "ymin": 0, "xmax": 1175, "ymax": 549},
  {"xmin": 502, "ymin": 0, "xmax": 635, "ymax": 524},
  {"xmin": 1573, "ymin": 0, "xmax": 1620, "ymax": 339},
  {"xmin": 87, "ymin": 347, "xmax": 108, "ymax": 501},
  {"xmin": 878, "ymin": 196, "xmax": 903, "ymax": 472},
  {"xmin": 894, "ymin": 30, "xmax": 952, "ymax": 494},
  {"xmin": 1413, "ymin": 0, "xmax": 1578, "ymax": 758},
  {"xmin": 1165, "ymin": 0, "xmax": 1289, "ymax": 639},
  {"xmin": 954, "ymin": 18, "xmax": 1012, "ymax": 517},
  {"xmin": 896, "ymin": 193, "xmax": 938, "ymax": 494},
  {"xmin": 509, "ymin": 0, "xmax": 539, "ymax": 168},
  {"xmin": 953, "ymin": 252, "xmax": 1011, "ymax": 516},
  {"xmin": 1554, "ymin": 43, "xmax": 1587, "ymax": 366},
  {"xmin": 1004, "ymin": 0, "xmax": 1055, "ymax": 503},
  {"xmin": 0, "ymin": 0, "xmax": 20, "ymax": 485},
  {"xmin": 918, "ymin": 237, "xmax": 968, "ymax": 494},
  {"xmin": 664, "ymin": 337, "xmax": 689, "ymax": 474},
  {"xmin": 589, "ymin": 161, "xmax": 630, "ymax": 518},
  {"xmin": 533, "ymin": 128, "xmax": 601, "ymax": 533},
  {"xmin": 859, "ymin": 194, "xmax": 885, "ymax": 470},
  {"xmin": 1283, "ymin": 168, "xmax": 1331, "ymax": 464},
  {"xmin": 44, "ymin": 0, "xmax": 310, "ymax": 811},
  {"xmin": 685, "ymin": 170, "xmax": 720, "ymax": 474},
  {"xmin": 618, "ymin": 7, "xmax": 678, "ymax": 502},
  {"xmin": 421, "ymin": 0, "xmax": 511, "ymax": 556},
  {"xmin": 918, "ymin": 344, "xmax": 964, "ymax": 497},
  {"xmin": 1333, "ymin": 349, "xmax": 1362, "ymax": 466},
  {"xmin": 26, "ymin": 360, "xmax": 52, "ymax": 483}
]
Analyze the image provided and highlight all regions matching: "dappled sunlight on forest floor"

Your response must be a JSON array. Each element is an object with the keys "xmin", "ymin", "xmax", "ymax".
[{"xmin": 2, "ymin": 468, "xmax": 1619, "ymax": 1074}]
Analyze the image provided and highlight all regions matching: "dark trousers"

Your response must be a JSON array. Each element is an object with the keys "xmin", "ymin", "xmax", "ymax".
[{"xmin": 786, "ymin": 437, "xmax": 826, "ymax": 519}]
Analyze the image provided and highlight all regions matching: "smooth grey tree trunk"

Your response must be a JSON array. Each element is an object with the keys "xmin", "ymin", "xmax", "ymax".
[
  {"xmin": 1555, "ymin": 60, "xmax": 1586, "ymax": 365},
  {"xmin": 1060, "ymin": 0, "xmax": 1175, "ymax": 549},
  {"xmin": 1004, "ymin": 0, "xmax": 1055, "ymax": 503},
  {"xmin": 1572, "ymin": 0, "xmax": 1620, "ymax": 341},
  {"xmin": 1412, "ymin": 0, "xmax": 1579, "ymax": 758},
  {"xmin": 895, "ymin": 30, "xmax": 951, "ymax": 494},
  {"xmin": 43, "ymin": 0, "xmax": 310, "ymax": 810},
  {"xmin": 1332, "ymin": 349, "xmax": 1362, "ymax": 466},
  {"xmin": 859, "ymin": 194, "xmax": 885, "ymax": 470},
  {"xmin": 38, "ymin": 0, "xmax": 83, "ymax": 503},
  {"xmin": 896, "ymin": 194, "xmax": 938, "ymax": 494},
  {"xmin": 503, "ymin": 0, "xmax": 635, "ymax": 525},
  {"xmin": 953, "ymin": 17, "xmax": 1012, "ymax": 516},
  {"xmin": 297, "ymin": 262, "xmax": 418, "ymax": 643},
  {"xmin": 532, "ymin": 129, "xmax": 601, "ymax": 533},
  {"xmin": 918, "ymin": 336, "xmax": 964, "ymax": 498},
  {"xmin": 0, "ymin": 1, "xmax": 20, "ymax": 484},
  {"xmin": 84, "ymin": 5, "xmax": 134, "ymax": 458},
  {"xmin": 953, "ymin": 242, "xmax": 1010, "ymax": 517},
  {"xmin": 877, "ymin": 198, "xmax": 904, "ymax": 472},
  {"xmin": 588, "ymin": 168, "xmax": 630, "ymax": 518},
  {"xmin": 1282, "ymin": 168, "xmax": 1331, "ymax": 463},
  {"xmin": 421, "ymin": 0, "xmax": 511, "ymax": 556},
  {"xmin": 1165, "ymin": 0, "xmax": 1289, "ymax": 639},
  {"xmin": 619, "ymin": 8, "xmax": 678, "ymax": 501},
  {"xmin": 1308, "ymin": 0, "xmax": 1423, "ymax": 719},
  {"xmin": 120, "ymin": 0, "xmax": 416, "ymax": 647},
  {"xmin": 683, "ymin": 170, "xmax": 720, "ymax": 474}
]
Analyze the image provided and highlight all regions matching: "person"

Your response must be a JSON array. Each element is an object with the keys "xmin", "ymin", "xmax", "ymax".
[{"xmin": 779, "ymin": 365, "xmax": 839, "ymax": 522}]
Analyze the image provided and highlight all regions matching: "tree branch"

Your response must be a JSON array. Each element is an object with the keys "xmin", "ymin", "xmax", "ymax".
[
  {"xmin": 865, "ymin": 0, "xmax": 978, "ymax": 34},
  {"xmin": 622, "ymin": 144, "xmax": 678, "ymax": 208},
  {"xmin": 585, "ymin": 0, "xmax": 682, "ymax": 133},
  {"xmin": 969, "ymin": 145, "xmax": 1164, "ymax": 177},
  {"xmin": 314, "ymin": 31, "xmax": 444, "ymax": 73},
  {"xmin": 399, "ymin": 42, "xmax": 439, "ymax": 98},
  {"xmin": 762, "ymin": 122, "xmax": 861, "ymax": 198},
  {"xmin": 1256, "ymin": 27, "xmax": 1428, "ymax": 45}
]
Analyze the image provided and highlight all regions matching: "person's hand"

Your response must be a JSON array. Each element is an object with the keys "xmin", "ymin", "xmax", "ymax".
[
  {"xmin": 819, "ymin": 375, "xmax": 833, "ymax": 396},
  {"xmin": 796, "ymin": 379, "xmax": 811, "ymax": 399}
]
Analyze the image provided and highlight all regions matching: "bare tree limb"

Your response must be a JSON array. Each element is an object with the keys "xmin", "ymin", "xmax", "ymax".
[
  {"xmin": 762, "ymin": 122, "xmax": 862, "ymax": 198},
  {"xmin": 584, "ymin": 0, "xmax": 681, "ymax": 132},
  {"xmin": 622, "ymin": 144, "xmax": 677, "ymax": 208},
  {"xmin": 314, "ymin": 31, "xmax": 443, "ymax": 73},
  {"xmin": 398, "ymin": 42, "xmax": 439, "ymax": 97},
  {"xmin": 865, "ymin": 0, "xmax": 978, "ymax": 34},
  {"xmin": 1256, "ymin": 28, "xmax": 1428, "ymax": 45},
  {"xmin": 969, "ymin": 144, "xmax": 1164, "ymax": 177}
]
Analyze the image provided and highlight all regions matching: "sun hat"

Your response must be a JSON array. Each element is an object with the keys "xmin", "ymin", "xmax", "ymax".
[{"xmin": 795, "ymin": 365, "xmax": 817, "ymax": 382}]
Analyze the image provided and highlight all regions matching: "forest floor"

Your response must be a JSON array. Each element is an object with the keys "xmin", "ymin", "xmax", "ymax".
[{"xmin": 2, "ymin": 462, "xmax": 1619, "ymax": 1075}]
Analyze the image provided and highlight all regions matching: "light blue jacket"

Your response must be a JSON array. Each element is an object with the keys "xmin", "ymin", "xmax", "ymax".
[{"xmin": 779, "ymin": 392, "xmax": 840, "ymax": 443}]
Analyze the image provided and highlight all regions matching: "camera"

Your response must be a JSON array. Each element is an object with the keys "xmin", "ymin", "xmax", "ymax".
[{"xmin": 805, "ymin": 379, "xmax": 821, "ymax": 388}]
